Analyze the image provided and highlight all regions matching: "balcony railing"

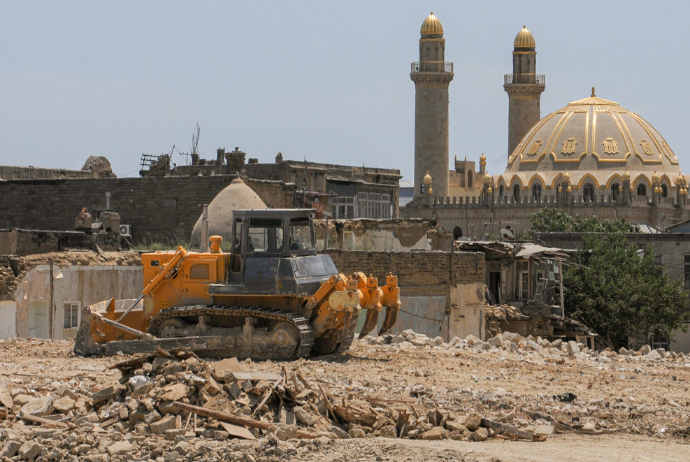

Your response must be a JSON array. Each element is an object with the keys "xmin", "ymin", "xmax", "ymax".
[
  {"xmin": 504, "ymin": 74, "xmax": 545, "ymax": 85},
  {"xmin": 411, "ymin": 61, "xmax": 453, "ymax": 73}
]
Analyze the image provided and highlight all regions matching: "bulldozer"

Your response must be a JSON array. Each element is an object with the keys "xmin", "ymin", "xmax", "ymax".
[{"xmin": 74, "ymin": 209, "xmax": 400, "ymax": 360}]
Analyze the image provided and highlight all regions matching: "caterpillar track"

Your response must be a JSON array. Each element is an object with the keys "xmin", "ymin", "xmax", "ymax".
[{"xmin": 102, "ymin": 305, "xmax": 315, "ymax": 360}]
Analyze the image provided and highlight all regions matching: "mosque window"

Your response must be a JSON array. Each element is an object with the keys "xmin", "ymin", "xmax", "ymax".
[
  {"xmin": 532, "ymin": 184, "xmax": 541, "ymax": 201},
  {"xmin": 453, "ymin": 226, "xmax": 463, "ymax": 239},
  {"xmin": 661, "ymin": 184, "xmax": 668, "ymax": 198},
  {"xmin": 467, "ymin": 171, "xmax": 473, "ymax": 188},
  {"xmin": 583, "ymin": 184, "xmax": 595, "ymax": 202},
  {"xmin": 637, "ymin": 184, "xmax": 647, "ymax": 196},
  {"xmin": 513, "ymin": 184, "xmax": 521, "ymax": 203},
  {"xmin": 499, "ymin": 185, "xmax": 504, "ymax": 198},
  {"xmin": 611, "ymin": 184, "xmax": 620, "ymax": 202}
]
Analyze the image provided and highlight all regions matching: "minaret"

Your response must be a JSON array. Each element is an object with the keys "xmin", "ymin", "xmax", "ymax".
[
  {"xmin": 504, "ymin": 26, "xmax": 545, "ymax": 158},
  {"xmin": 411, "ymin": 12, "xmax": 454, "ymax": 200}
]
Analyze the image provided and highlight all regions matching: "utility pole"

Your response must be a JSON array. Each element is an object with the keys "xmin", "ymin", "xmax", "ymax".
[{"xmin": 49, "ymin": 260, "xmax": 55, "ymax": 339}]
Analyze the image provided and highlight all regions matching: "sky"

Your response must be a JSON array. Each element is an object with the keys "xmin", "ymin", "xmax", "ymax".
[{"xmin": 2, "ymin": 1, "xmax": 690, "ymax": 181}]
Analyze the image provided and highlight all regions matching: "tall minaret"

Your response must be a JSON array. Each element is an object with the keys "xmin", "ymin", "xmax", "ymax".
[
  {"xmin": 504, "ymin": 26, "xmax": 545, "ymax": 158},
  {"xmin": 411, "ymin": 12, "xmax": 454, "ymax": 200}
]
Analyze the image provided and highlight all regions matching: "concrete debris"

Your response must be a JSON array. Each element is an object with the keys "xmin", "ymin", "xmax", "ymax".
[{"xmin": 1, "ymin": 330, "xmax": 689, "ymax": 460}]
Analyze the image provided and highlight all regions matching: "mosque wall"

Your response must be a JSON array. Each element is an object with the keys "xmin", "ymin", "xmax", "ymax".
[
  {"xmin": 404, "ymin": 202, "xmax": 690, "ymax": 240},
  {"xmin": 0, "ymin": 176, "xmax": 294, "ymax": 244}
]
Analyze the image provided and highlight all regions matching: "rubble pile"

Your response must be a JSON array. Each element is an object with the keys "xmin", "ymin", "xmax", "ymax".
[
  {"xmin": 1, "ymin": 331, "xmax": 689, "ymax": 460},
  {"xmin": 364, "ymin": 329, "xmax": 687, "ymax": 362}
]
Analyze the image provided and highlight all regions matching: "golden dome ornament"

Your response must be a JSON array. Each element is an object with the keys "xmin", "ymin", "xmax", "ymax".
[
  {"xmin": 652, "ymin": 170, "xmax": 659, "ymax": 183},
  {"xmin": 423, "ymin": 170, "xmax": 433, "ymax": 185},
  {"xmin": 514, "ymin": 25, "xmax": 535, "ymax": 48},
  {"xmin": 622, "ymin": 169, "xmax": 630, "ymax": 181},
  {"xmin": 420, "ymin": 12, "xmax": 444, "ymax": 36}
]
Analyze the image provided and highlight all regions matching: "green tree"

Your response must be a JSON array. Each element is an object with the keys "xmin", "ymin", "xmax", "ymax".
[
  {"xmin": 564, "ymin": 233, "xmax": 689, "ymax": 348},
  {"xmin": 529, "ymin": 208, "xmax": 573, "ymax": 234},
  {"xmin": 528, "ymin": 208, "xmax": 639, "ymax": 237}
]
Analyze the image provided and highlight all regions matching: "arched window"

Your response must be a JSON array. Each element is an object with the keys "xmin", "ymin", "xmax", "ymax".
[
  {"xmin": 467, "ymin": 171, "xmax": 473, "ymax": 188},
  {"xmin": 499, "ymin": 185, "xmax": 504, "ymax": 198},
  {"xmin": 611, "ymin": 183, "xmax": 620, "ymax": 202},
  {"xmin": 532, "ymin": 184, "xmax": 542, "ymax": 201},
  {"xmin": 661, "ymin": 184, "xmax": 668, "ymax": 197},
  {"xmin": 513, "ymin": 184, "xmax": 521, "ymax": 203},
  {"xmin": 584, "ymin": 183, "xmax": 595, "ymax": 202},
  {"xmin": 637, "ymin": 184, "xmax": 647, "ymax": 196},
  {"xmin": 453, "ymin": 226, "xmax": 463, "ymax": 240}
]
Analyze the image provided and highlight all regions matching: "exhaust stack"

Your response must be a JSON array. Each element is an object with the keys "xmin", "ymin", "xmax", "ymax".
[{"xmin": 200, "ymin": 204, "xmax": 209, "ymax": 252}]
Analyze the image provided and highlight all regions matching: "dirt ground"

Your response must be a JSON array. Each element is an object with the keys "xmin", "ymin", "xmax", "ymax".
[{"xmin": 1, "ymin": 336, "xmax": 689, "ymax": 461}]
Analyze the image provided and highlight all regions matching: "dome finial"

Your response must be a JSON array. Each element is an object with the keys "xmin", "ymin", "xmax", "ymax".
[
  {"xmin": 591, "ymin": 87, "xmax": 596, "ymax": 97},
  {"xmin": 421, "ymin": 12, "xmax": 444, "ymax": 36}
]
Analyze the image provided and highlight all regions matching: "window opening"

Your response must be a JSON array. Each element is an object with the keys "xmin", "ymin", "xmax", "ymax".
[{"xmin": 63, "ymin": 301, "xmax": 80, "ymax": 329}]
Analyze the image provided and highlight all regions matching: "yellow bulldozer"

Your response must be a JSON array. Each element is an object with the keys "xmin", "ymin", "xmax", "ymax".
[{"xmin": 75, "ymin": 209, "xmax": 400, "ymax": 360}]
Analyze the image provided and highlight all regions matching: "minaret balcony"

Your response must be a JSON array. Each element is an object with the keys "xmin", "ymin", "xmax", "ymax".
[
  {"xmin": 411, "ymin": 62, "xmax": 453, "ymax": 73},
  {"xmin": 504, "ymin": 73, "xmax": 545, "ymax": 85}
]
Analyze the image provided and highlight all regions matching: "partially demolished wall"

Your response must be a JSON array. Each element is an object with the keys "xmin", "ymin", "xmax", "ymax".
[{"xmin": 325, "ymin": 250, "xmax": 486, "ymax": 341}]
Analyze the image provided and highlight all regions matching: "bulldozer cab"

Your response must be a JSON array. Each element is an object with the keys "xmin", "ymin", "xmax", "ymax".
[
  {"xmin": 221, "ymin": 209, "xmax": 336, "ymax": 294},
  {"xmin": 231, "ymin": 209, "xmax": 316, "ymax": 259}
]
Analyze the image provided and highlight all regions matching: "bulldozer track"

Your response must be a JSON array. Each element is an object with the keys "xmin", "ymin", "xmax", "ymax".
[{"xmin": 147, "ymin": 305, "xmax": 315, "ymax": 359}]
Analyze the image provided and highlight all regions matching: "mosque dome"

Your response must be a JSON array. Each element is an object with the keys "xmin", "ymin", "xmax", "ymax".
[
  {"xmin": 421, "ymin": 12, "xmax": 443, "ymax": 36},
  {"xmin": 501, "ymin": 89, "xmax": 682, "ymax": 193},
  {"xmin": 189, "ymin": 178, "xmax": 267, "ymax": 247},
  {"xmin": 514, "ymin": 26, "xmax": 535, "ymax": 49}
]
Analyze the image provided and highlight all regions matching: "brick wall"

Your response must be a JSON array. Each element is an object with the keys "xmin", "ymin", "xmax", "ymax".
[
  {"xmin": 325, "ymin": 250, "xmax": 485, "ymax": 297},
  {"xmin": 0, "ymin": 176, "xmax": 294, "ymax": 244}
]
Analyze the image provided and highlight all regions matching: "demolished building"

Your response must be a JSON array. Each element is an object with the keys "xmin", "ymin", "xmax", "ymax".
[{"xmin": 457, "ymin": 241, "xmax": 597, "ymax": 346}]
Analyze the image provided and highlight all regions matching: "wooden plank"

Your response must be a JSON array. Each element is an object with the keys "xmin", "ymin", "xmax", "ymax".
[
  {"xmin": 169, "ymin": 402, "xmax": 317, "ymax": 439},
  {"xmin": 22, "ymin": 414, "xmax": 72, "ymax": 429},
  {"xmin": 231, "ymin": 372, "xmax": 283, "ymax": 382},
  {"xmin": 481, "ymin": 418, "xmax": 537, "ymax": 441},
  {"xmin": 318, "ymin": 383, "xmax": 339, "ymax": 424},
  {"xmin": 251, "ymin": 377, "xmax": 283, "ymax": 417},
  {"xmin": 219, "ymin": 421, "xmax": 256, "ymax": 440}
]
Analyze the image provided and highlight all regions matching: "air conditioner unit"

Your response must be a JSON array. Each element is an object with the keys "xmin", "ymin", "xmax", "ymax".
[{"xmin": 119, "ymin": 224, "xmax": 132, "ymax": 236}]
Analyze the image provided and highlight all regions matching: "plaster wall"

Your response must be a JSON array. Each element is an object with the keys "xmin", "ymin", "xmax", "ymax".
[
  {"xmin": 0, "ymin": 301, "xmax": 16, "ymax": 339},
  {"xmin": 13, "ymin": 265, "xmax": 142, "ymax": 339}
]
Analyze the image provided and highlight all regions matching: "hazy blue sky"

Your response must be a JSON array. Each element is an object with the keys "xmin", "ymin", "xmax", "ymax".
[{"xmin": 2, "ymin": 1, "xmax": 689, "ymax": 181}]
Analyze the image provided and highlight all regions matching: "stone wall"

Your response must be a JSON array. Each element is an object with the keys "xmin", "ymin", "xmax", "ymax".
[{"xmin": 0, "ymin": 176, "xmax": 294, "ymax": 244}]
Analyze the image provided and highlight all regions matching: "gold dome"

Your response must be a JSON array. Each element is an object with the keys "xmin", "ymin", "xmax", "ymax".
[
  {"xmin": 514, "ymin": 26, "xmax": 535, "ymax": 48},
  {"xmin": 676, "ymin": 173, "xmax": 686, "ymax": 185},
  {"xmin": 622, "ymin": 169, "xmax": 630, "ymax": 181},
  {"xmin": 421, "ymin": 12, "xmax": 444, "ymax": 36},
  {"xmin": 483, "ymin": 172, "xmax": 492, "ymax": 183},
  {"xmin": 487, "ymin": 185, "xmax": 493, "ymax": 194},
  {"xmin": 652, "ymin": 170, "xmax": 659, "ymax": 182},
  {"xmin": 563, "ymin": 170, "xmax": 571, "ymax": 181},
  {"xmin": 423, "ymin": 170, "xmax": 433, "ymax": 185},
  {"xmin": 480, "ymin": 152, "xmax": 486, "ymax": 163},
  {"xmin": 504, "ymin": 92, "xmax": 682, "ymax": 192}
]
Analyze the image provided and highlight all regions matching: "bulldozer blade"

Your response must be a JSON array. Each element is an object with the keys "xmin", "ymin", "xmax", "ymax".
[
  {"xmin": 378, "ymin": 306, "xmax": 399, "ymax": 336},
  {"xmin": 359, "ymin": 309, "xmax": 379, "ymax": 338}
]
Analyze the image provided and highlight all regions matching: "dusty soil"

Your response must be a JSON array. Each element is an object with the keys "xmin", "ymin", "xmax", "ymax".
[{"xmin": 1, "ymin": 337, "xmax": 689, "ymax": 461}]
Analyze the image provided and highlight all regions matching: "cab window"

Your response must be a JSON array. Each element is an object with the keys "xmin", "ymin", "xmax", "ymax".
[
  {"xmin": 288, "ymin": 217, "xmax": 314, "ymax": 251},
  {"xmin": 248, "ymin": 218, "xmax": 284, "ymax": 253}
]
